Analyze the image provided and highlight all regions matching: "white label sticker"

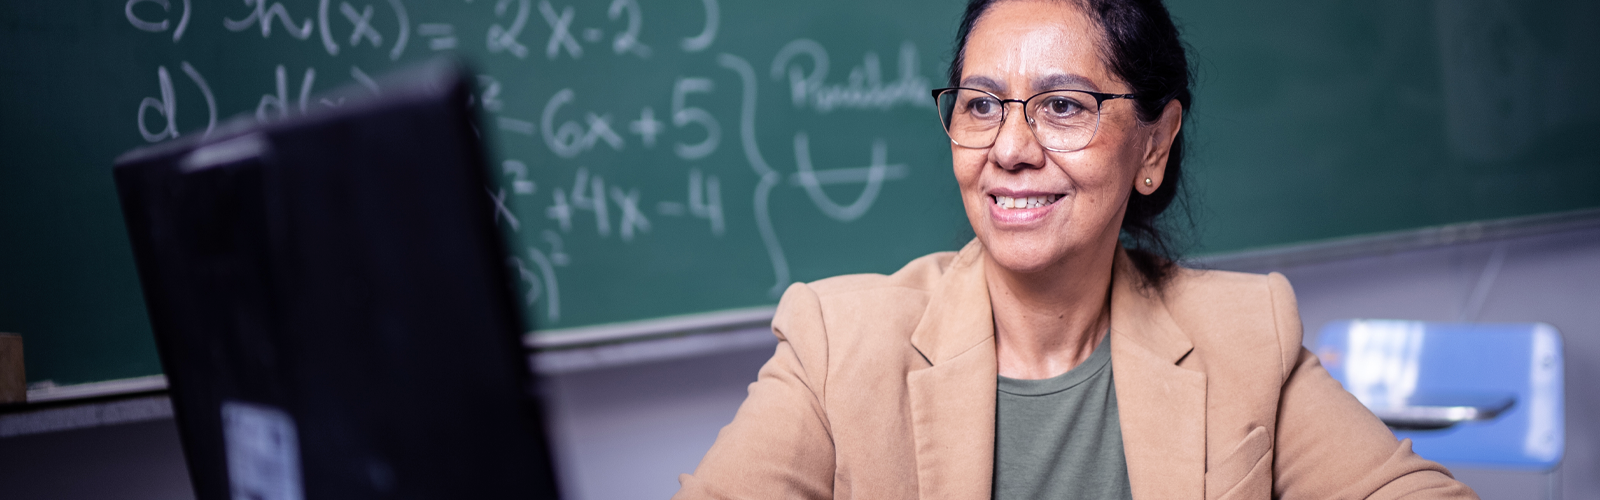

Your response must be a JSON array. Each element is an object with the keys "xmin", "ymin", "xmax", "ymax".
[{"xmin": 221, "ymin": 401, "xmax": 305, "ymax": 500}]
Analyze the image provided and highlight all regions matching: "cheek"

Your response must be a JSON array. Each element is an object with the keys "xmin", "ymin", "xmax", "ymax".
[
  {"xmin": 1077, "ymin": 124, "xmax": 1146, "ymax": 189},
  {"xmin": 951, "ymin": 147, "xmax": 986, "ymax": 192}
]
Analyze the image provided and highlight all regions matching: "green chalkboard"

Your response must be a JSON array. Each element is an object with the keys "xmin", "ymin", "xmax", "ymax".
[
  {"xmin": 1168, "ymin": 0, "xmax": 1600, "ymax": 250},
  {"xmin": 2, "ymin": 0, "xmax": 1597, "ymax": 388}
]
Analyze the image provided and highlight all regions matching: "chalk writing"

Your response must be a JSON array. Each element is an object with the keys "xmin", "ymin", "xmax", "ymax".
[
  {"xmin": 671, "ymin": 78, "xmax": 719, "ymax": 160},
  {"xmin": 489, "ymin": 187, "xmax": 522, "ymax": 231},
  {"xmin": 499, "ymin": 118, "xmax": 536, "ymax": 136},
  {"xmin": 138, "ymin": 62, "xmax": 216, "ymax": 143},
  {"xmin": 606, "ymin": 0, "xmax": 649, "ymax": 58},
  {"xmin": 183, "ymin": 63, "xmax": 219, "ymax": 138},
  {"xmin": 680, "ymin": 0, "xmax": 718, "ymax": 52},
  {"xmin": 489, "ymin": 0, "xmax": 532, "ymax": 58},
  {"xmin": 773, "ymin": 39, "xmax": 931, "ymax": 112},
  {"xmin": 225, "ymin": 0, "xmax": 314, "ymax": 40},
  {"xmin": 719, "ymin": 53, "xmax": 791, "ymax": 296},
  {"xmin": 255, "ymin": 65, "xmax": 322, "ymax": 122},
  {"xmin": 541, "ymin": 89, "xmax": 624, "ymax": 158},
  {"xmin": 791, "ymin": 135, "xmax": 907, "ymax": 222},
  {"xmin": 125, "ymin": 0, "xmax": 191, "ymax": 42},
  {"xmin": 567, "ymin": 167, "xmax": 610, "ymax": 236},
  {"xmin": 477, "ymin": 75, "xmax": 503, "ymax": 111},
  {"xmin": 121, "ymin": 0, "xmax": 945, "ymax": 324},
  {"xmin": 687, "ymin": 169, "xmax": 725, "ymax": 236},
  {"xmin": 628, "ymin": 107, "xmax": 663, "ymax": 148},
  {"xmin": 609, "ymin": 186, "xmax": 650, "ymax": 241},
  {"xmin": 503, "ymin": 160, "xmax": 537, "ymax": 194},
  {"xmin": 384, "ymin": 0, "xmax": 409, "ymax": 60},
  {"xmin": 138, "ymin": 66, "xmax": 177, "ymax": 142},
  {"xmin": 538, "ymin": 1, "xmax": 580, "ymax": 59},
  {"xmin": 527, "ymin": 247, "xmax": 561, "ymax": 321},
  {"xmin": 341, "ymin": 3, "xmax": 383, "ymax": 47},
  {"xmin": 350, "ymin": 66, "xmax": 381, "ymax": 95}
]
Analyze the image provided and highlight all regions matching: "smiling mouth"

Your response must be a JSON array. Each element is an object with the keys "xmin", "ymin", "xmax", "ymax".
[{"xmin": 991, "ymin": 194, "xmax": 1063, "ymax": 209}]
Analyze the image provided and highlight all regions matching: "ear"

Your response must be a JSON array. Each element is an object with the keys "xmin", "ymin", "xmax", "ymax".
[{"xmin": 1135, "ymin": 99, "xmax": 1183, "ymax": 195}]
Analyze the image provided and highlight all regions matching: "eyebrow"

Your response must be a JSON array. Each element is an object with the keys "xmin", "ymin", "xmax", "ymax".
[
  {"xmin": 959, "ymin": 75, "xmax": 1005, "ymax": 93},
  {"xmin": 1034, "ymin": 73, "xmax": 1099, "ymax": 92},
  {"xmin": 958, "ymin": 73, "xmax": 1101, "ymax": 95}
]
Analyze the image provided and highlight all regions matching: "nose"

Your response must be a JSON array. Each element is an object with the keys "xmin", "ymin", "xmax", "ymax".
[{"xmin": 989, "ymin": 101, "xmax": 1045, "ymax": 171}]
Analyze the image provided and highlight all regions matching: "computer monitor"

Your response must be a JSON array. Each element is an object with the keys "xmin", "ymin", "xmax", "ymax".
[{"xmin": 113, "ymin": 60, "xmax": 560, "ymax": 500}]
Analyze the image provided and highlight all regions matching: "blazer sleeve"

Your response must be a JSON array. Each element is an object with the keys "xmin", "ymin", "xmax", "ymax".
[
  {"xmin": 672, "ymin": 282, "xmax": 836, "ymax": 499},
  {"xmin": 1265, "ymin": 273, "xmax": 1479, "ymax": 499}
]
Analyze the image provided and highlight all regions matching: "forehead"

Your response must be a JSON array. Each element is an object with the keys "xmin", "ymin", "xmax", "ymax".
[{"xmin": 961, "ymin": 0, "xmax": 1113, "ymax": 94}]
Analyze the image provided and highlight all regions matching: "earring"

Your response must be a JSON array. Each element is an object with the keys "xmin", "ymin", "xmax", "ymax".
[{"xmin": 1144, "ymin": 178, "xmax": 1153, "ymax": 187}]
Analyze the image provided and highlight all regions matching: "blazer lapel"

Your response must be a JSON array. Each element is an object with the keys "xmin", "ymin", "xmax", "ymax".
[
  {"xmin": 904, "ymin": 244, "xmax": 1208, "ymax": 500},
  {"xmin": 907, "ymin": 240, "xmax": 998, "ymax": 500},
  {"xmin": 1109, "ymin": 251, "xmax": 1208, "ymax": 499}
]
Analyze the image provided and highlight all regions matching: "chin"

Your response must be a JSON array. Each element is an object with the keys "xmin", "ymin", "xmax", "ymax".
[{"xmin": 979, "ymin": 232, "xmax": 1073, "ymax": 275}]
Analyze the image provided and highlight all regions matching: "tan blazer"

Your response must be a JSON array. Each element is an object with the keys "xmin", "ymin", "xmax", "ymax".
[{"xmin": 674, "ymin": 241, "xmax": 1476, "ymax": 499}]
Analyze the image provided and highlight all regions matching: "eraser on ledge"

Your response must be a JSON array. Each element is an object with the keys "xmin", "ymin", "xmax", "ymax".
[{"xmin": 0, "ymin": 333, "xmax": 23, "ymax": 404}]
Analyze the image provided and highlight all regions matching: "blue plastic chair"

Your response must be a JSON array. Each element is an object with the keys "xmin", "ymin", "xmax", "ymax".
[{"xmin": 1314, "ymin": 320, "xmax": 1564, "ymax": 471}]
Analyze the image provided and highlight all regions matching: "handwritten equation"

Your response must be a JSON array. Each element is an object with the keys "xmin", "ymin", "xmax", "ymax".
[{"xmin": 125, "ymin": 0, "xmax": 936, "ymax": 326}]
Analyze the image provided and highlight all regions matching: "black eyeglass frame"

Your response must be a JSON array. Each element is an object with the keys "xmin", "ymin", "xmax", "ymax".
[{"xmin": 930, "ymin": 87, "xmax": 1138, "ymax": 152}]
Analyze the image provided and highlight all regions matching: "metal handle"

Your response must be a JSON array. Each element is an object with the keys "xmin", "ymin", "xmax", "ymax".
[{"xmin": 1372, "ymin": 396, "xmax": 1516, "ymax": 431}]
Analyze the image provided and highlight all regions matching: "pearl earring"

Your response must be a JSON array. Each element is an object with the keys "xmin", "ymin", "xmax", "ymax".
[{"xmin": 1144, "ymin": 178, "xmax": 1153, "ymax": 187}]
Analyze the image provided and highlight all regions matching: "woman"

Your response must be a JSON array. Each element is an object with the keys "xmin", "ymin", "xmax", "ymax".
[{"xmin": 675, "ymin": 0, "xmax": 1477, "ymax": 498}]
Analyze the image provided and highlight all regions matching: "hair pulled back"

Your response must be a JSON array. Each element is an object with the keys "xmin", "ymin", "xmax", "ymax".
[{"xmin": 949, "ymin": 0, "xmax": 1193, "ymax": 289}]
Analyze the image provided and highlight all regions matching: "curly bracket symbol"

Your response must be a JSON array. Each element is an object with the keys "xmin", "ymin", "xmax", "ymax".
[
  {"xmin": 718, "ymin": 53, "xmax": 789, "ymax": 297},
  {"xmin": 792, "ymin": 134, "xmax": 904, "ymax": 222}
]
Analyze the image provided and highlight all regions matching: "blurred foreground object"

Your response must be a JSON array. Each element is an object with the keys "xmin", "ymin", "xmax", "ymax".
[
  {"xmin": 112, "ymin": 59, "xmax": 561, "ymax": 500},
  {"xmin": 1316, "ymin": 320, "xmax": 1564, "ymax": 470},
  {"xmin": 0, "ymin": 334, "xmax": 21, "ymax": 403}
]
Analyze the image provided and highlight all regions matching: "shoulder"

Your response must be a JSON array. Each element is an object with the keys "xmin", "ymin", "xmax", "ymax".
[
  {"xmin": 804, "ymin": 250, "xmax": 957, "ymax": 297},
  {"xmin": 768, "ymin": 251, "xmax": 956, "ymax": 369},
  {"xmin": 1162, "ymin": 268, "xmax": 1303, "ymax": 379},
  {"xmin": 773, "ymin": 250, "xmax": 955, "ymax": 337},
  {"xmin": 1163, "ymin": 267, "xmax": 1296, "ymax": 311}
]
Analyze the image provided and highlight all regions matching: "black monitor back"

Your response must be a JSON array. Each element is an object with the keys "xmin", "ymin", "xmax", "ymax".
[{"xmin": 113, "ymin": 61, "xmax": 559, "ymax": 500}]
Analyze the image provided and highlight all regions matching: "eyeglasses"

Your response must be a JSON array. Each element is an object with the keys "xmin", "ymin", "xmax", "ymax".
[{"xmin": 931, "ymin": 87, "xmax": 1137, "ymax": 152}]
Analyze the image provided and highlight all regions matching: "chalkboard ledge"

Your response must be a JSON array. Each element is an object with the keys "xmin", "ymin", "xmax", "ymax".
[
  {"xmin": 25, "ymin": 375, "xmax": 168, "ymax": 404},
  {"xmin": 0, "ymin": 329, "xmax": 783, "ymax": 437},
  {"xmin": 1193, "ymin": 207, "xmax": 1600, "ymax": 273},
  {"xmin": 526, "ymin": 306, "xmax": 778, "ymax": 350}
]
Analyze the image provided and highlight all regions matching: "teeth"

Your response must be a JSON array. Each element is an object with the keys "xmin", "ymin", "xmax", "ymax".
[{"xmin": 993, "ymin": 194, "xmax": 1060, "ymax": 209}]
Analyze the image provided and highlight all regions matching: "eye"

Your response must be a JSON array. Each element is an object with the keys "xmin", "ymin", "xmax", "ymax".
[
  {"xmin": 1038, "ymin": 95, "xmax": 1084, "ymax": 118},
  {"xmin": 965, "ymin": 95, "xmax": 1003, "ymax": 118}
]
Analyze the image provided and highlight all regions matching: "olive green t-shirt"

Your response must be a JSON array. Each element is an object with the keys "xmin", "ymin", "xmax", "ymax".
[{"xmin": 993, "ymin": 333, "xmax": 1133, "ymax": 500}]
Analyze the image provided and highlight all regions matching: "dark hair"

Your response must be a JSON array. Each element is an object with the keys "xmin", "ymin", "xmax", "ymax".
[{"xmin": 949, "ymin": 0, "xmax": 1193, "ymax": 290}]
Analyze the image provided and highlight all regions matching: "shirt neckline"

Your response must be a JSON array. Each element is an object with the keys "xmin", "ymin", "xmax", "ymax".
[{"xmin": 997, "ymin": 328, "xmax": 1113, "ymax": 397}]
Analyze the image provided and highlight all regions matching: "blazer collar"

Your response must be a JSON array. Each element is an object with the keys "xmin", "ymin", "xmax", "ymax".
[
  {"xmin": 906, "ymin": 239, "xmax": 998, "ymax": 499},
  {"xmin": 907, "ymin": 242, "xmax": 1195, "ymax": 365},
  {"xmin": 908, "ymin": 238, "xmax": 993, "ymax": 365},
  {"xmin": 1108, "ymin": 249, "xmax": 1193, "ymax": 364},
  {"xmin": 906, "ymin": 241, "xmax": 1207, "ymax": 499},
  {"xmin": 1109, "ymin": 250, "xmax": 1207, "ymax": 499}
]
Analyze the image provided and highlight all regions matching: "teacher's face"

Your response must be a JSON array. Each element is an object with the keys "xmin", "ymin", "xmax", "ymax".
[{"xmin": 954, "ymin": 0, "xmax": 1162, "ymax": 274}]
